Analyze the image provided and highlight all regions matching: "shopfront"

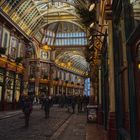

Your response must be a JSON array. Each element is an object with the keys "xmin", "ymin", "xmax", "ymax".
[
  {"xmin": 0, "ymin": 68, "xmax": 5, "ymax": 110},
  {"xmin": 39, "ymin": 83, "xmax": 49, "ymax": 95},
  {"xmin": 5, "ymin": 71, "xmax": 15, "ymax": 109},
  {"xmin": 28, "ymin": 82, "xmax": 35, "ymax": 95},
  {"xmin": 0, "ymin": 66, "xmax": 24, "ymax": 110}
]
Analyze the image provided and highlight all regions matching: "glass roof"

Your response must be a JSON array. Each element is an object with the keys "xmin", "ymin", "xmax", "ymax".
[
  {"xmin": 42, "ymin": 22, "xmax": 88, "ymax": 46},
  {"xmin": 55, "ymin": 51, "xmax": 89, "ymax": 74},
  {"xmin": 0, "ymin": 0, "xmax": 88, "ymax": 35},
  {"xmin": 0, "ymin": 0, "xmax": 90, "ymax": 75}
]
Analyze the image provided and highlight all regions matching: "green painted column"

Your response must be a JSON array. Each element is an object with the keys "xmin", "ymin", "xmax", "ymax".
[{"xmin": 108, "ymin": 20, "xmax": 115, "ymax": 113}]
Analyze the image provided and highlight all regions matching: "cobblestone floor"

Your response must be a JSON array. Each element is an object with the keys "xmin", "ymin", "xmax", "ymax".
[
  {"xmin": 57, "ymin": 113, "xmax": 87, "ymax": 140},
  {"xmin": 0, "ymin": 106, "xmax": 107, "ymax": 140},
  {"xmin": 0, "ymin": 106, "xmax": 71, "ymax": 140}
]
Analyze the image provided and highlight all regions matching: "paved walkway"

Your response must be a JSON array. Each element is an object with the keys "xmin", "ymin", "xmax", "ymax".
[
  {"xmin": 0, "ymin": 105, "xmax": 107, "ymax": 140},
  {"xmin": 55, "ymin": 112, "xmax": 107, "ymax": 140},
  {"xmin": 0, "ymin": 105, "xmax": 71, "ymax": 140},
  {"xmin": 0, "ymin": 105, "xmax": 40, "ymax": 120},
  {"xmin": 0, "ymin": 110, "xmax": 21, "ymax": 120},
  {"xmin": 57, "ymin": 113, "xmax": 86, "ymax": 140},
  {"xmin": 86, "ymin": 124, "xmax": 107, "ymax": 140}
]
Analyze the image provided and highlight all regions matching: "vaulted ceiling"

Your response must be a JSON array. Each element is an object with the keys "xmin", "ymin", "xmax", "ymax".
[
  {"xmin": 0, "ymin": 0, "xmax": 88, "ymax": 36},
  {"xmin": 0, "ymin": 0, "xmax": 105, "ymax": 76}
]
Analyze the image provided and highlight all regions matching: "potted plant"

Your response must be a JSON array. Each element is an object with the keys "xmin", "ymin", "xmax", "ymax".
[
  {"xmin": 30, "ymin": 74, "xmax": 34, "ymax": 79},
  {"xmin": 15, "ymin": 57, "xmax": 23, "ymax": 64},
  {"xmin": 55, "ymin": 77, "xmax": 59, "ymax": 81},
  {"xmin": 75, "ymin": 7, "xmax": 96, "ymax": 27},
  {"xmin": 65, "ymin": 80, "xmax": 68, "ymax": 84},
  {"xmin": 0, "ymin": 47, "xmax": 6, "ymax": 55},
  {"xmin": 71, "ymin": 81, "xmax": 74, "ymax": 84},
  {"xmin": 43, "ymin": 74, "xmax": 48, "ymax": 79}
]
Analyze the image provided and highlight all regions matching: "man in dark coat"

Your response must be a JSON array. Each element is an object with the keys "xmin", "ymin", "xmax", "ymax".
[
  {"xmin": 44, "ymin": 96, "xmax": 51, "ymax": 118},
  {"xmin": 22, "ymin": 96, "xmax": 32, "ymax": 127},
  {"xmin": 71, "ymin": 95, "xmax": 76, "ymax": 113}
]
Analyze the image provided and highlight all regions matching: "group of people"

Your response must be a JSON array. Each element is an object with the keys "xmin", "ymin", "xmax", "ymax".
[
  {"xmin": 40, "ymin": 94, "xmax": 89, "ymax": 114},
  {"xmin": 19, "ymin": 93, "xmax": 90, "ymax": 128}
]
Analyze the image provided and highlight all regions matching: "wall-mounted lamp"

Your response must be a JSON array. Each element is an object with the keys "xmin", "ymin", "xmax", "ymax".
[
  {"xmin": 89, "ymin": 36, "xmax": 93, "ymax": 40},
  {"xmin": 89, "ymin": 44, "xmax": 94, "ymax": 49},
  {"xmin": 90, "ymin": 22, "xmax": 95, "ymax": 28},
  {"xmin": 89, "ymin": 3, "xmax": 95, "ymax": 11}
]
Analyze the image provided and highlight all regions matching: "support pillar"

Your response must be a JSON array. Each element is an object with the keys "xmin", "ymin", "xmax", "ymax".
[
  {"xmin": 35, "ymin": 60, "xmax": 40, "ymax": 96},
  {"xmin": 49, "ymin": 64, "xmax": 53, "ymax": 96},
  {"xmin": 98, "ymin": 67, "xmax": 103, "ymax": 124},
  {"xmin": 107, "ymin": 20, "xmax": 117, "ymax": 140},
  {"xmin": 57, "ymin": 85, "xmax": 59, "ymax": 95},
  {"xmin": 66, "ymin": 87, "xmax": 68, "ymax": 95},
  {"xmin": 72, "ymin": 88, "xmax": 74, "ymax": 95},
  {"xmin": 61, "ymin": 86, "xmax": 63, "ymax": 95}
]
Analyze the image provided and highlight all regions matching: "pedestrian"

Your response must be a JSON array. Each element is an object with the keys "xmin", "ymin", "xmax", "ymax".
[
  {"xmin": 71, "ymin": 95, "xmax": 76, "ymax": 113},
  {"xmin": 66, "ymin": 95, "xmax": 71, "ymax": 112},
  {"xmin": 44, "ymin": 96, "xmax": 51, "ymax": 119},
  {"xmin": 19, "ymin": 93, "xmax": 25, "ymax": 112},
  {"xmin": 77, "ymin": 95, "xmax": 83, "ymax": 113},
  {"xmin": 22, "ymin": 95, "xmax": 32, "ymax": 128}
]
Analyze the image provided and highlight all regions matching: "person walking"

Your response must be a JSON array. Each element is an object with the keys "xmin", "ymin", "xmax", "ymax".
[
  {"xmin": 44, "ymin": 96, "xmax": 51, "ymax": 119},
  {"xmin": 22, "ymin": 95, "xmax": 32, "ymax": 128},
  {"xmin": 71, "ymin": 95, "xmax": 76, "ymax": 113}
]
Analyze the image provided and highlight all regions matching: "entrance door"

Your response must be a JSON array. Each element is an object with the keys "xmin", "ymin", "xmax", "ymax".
[
  {"xmin": 134, "ymin": 40, "xmax": 140, "ymax": 140},
  {"xmin": 0, "ymin": 85, "xmax": 3, "ymax": 110}
]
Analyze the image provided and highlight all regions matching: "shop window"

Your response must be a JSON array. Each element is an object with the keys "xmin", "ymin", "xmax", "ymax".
[
  {"xmin": 30, "ymin": 62, "xmax": 36, "ymax": 78},
  {"xmin": 9, "ymin": 36, "xmax": 18, "ymax": 59},
  {"xmin": 0, "ymin": 68, "xmax": 4, "ymax": 102},
  {"xmin": 0, "ymin": 75, "xmax": 4, "ymax": 83},
  {"xmin": 14, "ymin": 74, "xmax": 21, "ymax": 102},
  {"xmin": 3, "ymin": 33, "xmax": 8, "ymax": 48},
  {"xmin": 2, "ymin": 28, "xmax": 10, "ymax": 54},
  {"xmin": 5, "ymin": 72, "xmax": 14, "ymax": 103},
  {"xmin": 25, "ymin": 45, "xmax": 35, "ymax": 58},
  {"xmin": 5, "ymin": 90, "xmax": 13, "ymax": 102},
  {"xmin": 0, "ymin": 68, "xmax": 4, "ymax": 83},
  {"xmin": 28, "ymin": 83, "xmax": 35, "ymax": 95},
  {"xmin": 17, "ymin": 41, "xmax": 25, "ymax": 58}
]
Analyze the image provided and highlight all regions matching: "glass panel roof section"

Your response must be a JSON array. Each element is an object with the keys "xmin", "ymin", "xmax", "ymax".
[
  {"xmin": 55, "ymin": 51, "xmax": 89, "ymax": 74},
  {"xmin": 44, "ymin": 22, "xmax": 88, "ymax": 46},
  {"xmin": 0, "ymin": 0, "xmax": 87, "ymax": 36}
]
